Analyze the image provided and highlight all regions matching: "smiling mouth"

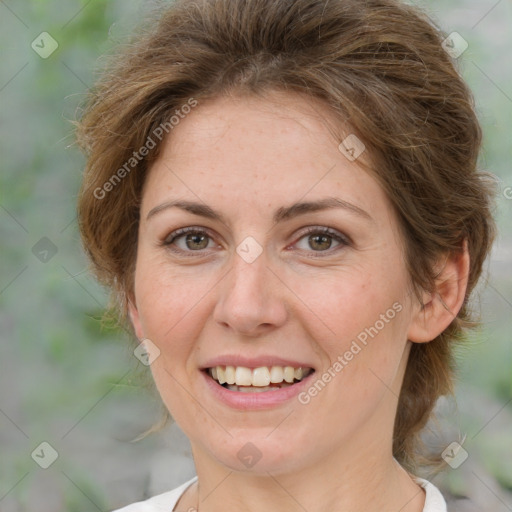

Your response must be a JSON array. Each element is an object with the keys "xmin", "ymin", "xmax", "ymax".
[{"xmin": 205, "ymin": 365, "xmax": 314, "ymax": 392}]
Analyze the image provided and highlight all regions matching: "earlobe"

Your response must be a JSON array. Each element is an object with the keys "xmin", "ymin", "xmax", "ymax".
[
  {"xmin": 408, "ymin": 242, "xmax": 470, "ymax": 343},
  {"xmin": 127, "ymin": 294, "xmax": 145, "ymax": 341}
]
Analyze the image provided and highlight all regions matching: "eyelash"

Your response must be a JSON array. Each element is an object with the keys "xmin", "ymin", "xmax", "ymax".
[{"xmin": 161, "ymin": 226, "xmax": 351, "ymax": 257}]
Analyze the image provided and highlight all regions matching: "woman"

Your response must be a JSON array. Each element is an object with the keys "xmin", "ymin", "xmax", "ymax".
[{"xmin": 76, "ymin": 0, "xmax": 496, "ymax": 510}]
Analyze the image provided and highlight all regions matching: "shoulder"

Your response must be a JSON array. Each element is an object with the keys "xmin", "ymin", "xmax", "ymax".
[
  {"xmin": 112, "ymin": 476, "xmax": 198, "ymax": 512},
  {"xmin": 415, "ymin": 478, "xmax": 447, "ymax": 512}
]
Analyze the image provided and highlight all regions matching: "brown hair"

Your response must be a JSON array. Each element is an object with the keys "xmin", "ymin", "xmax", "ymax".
[{"xmin": 76, "ymin": 0, "xmax": 496, "ymax": 472}]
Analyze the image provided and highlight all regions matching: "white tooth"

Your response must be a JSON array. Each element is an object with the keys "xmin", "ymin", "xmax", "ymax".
[
  {"xmin": 226, "ymin": 384, "xmax": 239, "ymax": 391},
  {"xmin": 280, "ymin": 382, "xmax": 292, "ymax": 388},
  {"xmin": 217, "ymin": 366, "xmax": 226, "ymax": 384},
  {"xmin": 211, "ymin": 367, "xmax": 217, "ymax": 380},
  {"xmin": 252, "ymin": 367, "xmax": 271, "ymax": 386},
  {"xmin": 269, "ymin": 366, "xmax": 284, "ymax": 383},
  {"xmin": 225, "ymin": 365, "xmax": 236, "ymax": 385},
  {"xmin": 284, "ymin": 366, "xmax": 295, "ymax": 383},
  {"xmin": 235, "ymin": 366, "xmax": 253, "ymax": 386},
  {"xmin": 294, "ymin": 367, "xmax": 304, "ymax": 380},
  {"xmin": 238, "ymin": 386, "xmax": 255, "ymax": 393}
]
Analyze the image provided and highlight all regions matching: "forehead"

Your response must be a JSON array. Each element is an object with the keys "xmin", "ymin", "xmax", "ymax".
[{"xmin": 141, "ymin": 91, "xmax": 388, "ymax": 222}]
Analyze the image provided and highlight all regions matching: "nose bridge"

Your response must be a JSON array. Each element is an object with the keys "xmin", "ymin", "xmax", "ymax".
[
  {"xmin": 213, "ymin": 247, "xmax": 287, "ymax": 334},
  {"xmin": 225, "ymin": 249, "xmax": 271, "ymax": 310}
]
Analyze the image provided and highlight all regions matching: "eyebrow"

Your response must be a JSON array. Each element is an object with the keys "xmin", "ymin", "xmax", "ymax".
[{"xmin": 146, "ymin": 197, "xmax": 373, "ymax": 224}]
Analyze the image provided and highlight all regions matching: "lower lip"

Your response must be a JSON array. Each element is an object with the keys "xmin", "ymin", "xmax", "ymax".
[{"xmin": 200, "ymin": 370, "xmax": 316, "ymax": 410}]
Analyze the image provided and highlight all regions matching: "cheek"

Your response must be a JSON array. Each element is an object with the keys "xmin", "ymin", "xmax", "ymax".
[
  {"xmin": 290, "ymin": 265, "xmax": 410, "ymax": 391},
  {"xmin": 134, "ymin": 264, "xmax": 211, "ymax": 425},
  {"xmin": 135, "ymin": 255, "xmax": 210, "ymax": 337},
  {"xmin": 291, "ymin": 269, "xmax": 401, "ymax": 343},
  {"xmin": 133, "ymin": 262, "xmax": 214, "ymax": 387}
]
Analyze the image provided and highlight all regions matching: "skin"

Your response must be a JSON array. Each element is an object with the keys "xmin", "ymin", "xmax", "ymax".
[{"xmin": 129, "ymin": 90, "xmax": 469, "ymax": 512}]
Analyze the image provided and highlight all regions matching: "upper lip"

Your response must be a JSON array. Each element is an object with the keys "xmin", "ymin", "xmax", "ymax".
[{"xmin": 200, "ymin": 355, "xmax": 315, "ymax": 370}]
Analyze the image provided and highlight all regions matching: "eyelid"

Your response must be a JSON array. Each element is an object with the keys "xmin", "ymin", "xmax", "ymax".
[
  {"xmin": 287, "ymin": 225, "xmax": 351, "ymax": 256},
  {"xmin": 161, "ymin": 226, "xmax": 221, "ymax": 255},
  {"xmin": 162, "ymin": 224, "xmax": 351, "ymax": 256},
  {"xmin": 293, "ymin": 225, "xmax": 352, "ymax": 246},
  {"xmin": 163, "ymin": 226, "xmax": 216, "ymax": 244}
]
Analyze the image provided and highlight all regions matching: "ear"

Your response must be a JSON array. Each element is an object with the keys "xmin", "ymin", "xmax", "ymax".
[
  {"xmin": 408, "ymin": 241, "xmax": 470, "ymax": 343},
  {"xmin": 127, "ymin": 293, "xmax": 145, "ymax": 341}
]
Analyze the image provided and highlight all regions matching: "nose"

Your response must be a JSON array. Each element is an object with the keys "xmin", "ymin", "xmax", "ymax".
[{"xmin": 212, "ymin": 250, "xmax": 288, "ymax": 337}]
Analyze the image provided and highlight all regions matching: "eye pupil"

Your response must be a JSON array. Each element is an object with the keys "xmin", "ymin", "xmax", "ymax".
[
  {"xmin": 186, "ymin": 233, "xmax": 209, "ymax": 250},
  {"xmin": 309, "ymin": 234, "xmax": 332, "ymax": 251}
]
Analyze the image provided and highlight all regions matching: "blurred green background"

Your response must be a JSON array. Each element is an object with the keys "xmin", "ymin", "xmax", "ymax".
[{"xmin": 0, "ymin": 1, "xmax": 511, "ymax": 510}]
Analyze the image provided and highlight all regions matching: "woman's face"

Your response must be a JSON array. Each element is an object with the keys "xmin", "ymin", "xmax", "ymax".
[{"xmin": 129, "ymin": 91, "xmax": 424, "ymax": 475}]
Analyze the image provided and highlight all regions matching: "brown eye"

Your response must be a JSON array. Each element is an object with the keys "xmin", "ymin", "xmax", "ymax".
[
  {"xmin": 308, "ymin": 233, "xmax": 333, "ymax": 251},
  {"xmin": 294, "ymin": 227, "xmax": 350, "ymax": 254},
  {"xmin": 164, "ymin": 228, "xmax": 215, "ymax": 253},
  {"xmin": 184, "ymin": 232, "xmax": 210, "ymax": 250}
]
